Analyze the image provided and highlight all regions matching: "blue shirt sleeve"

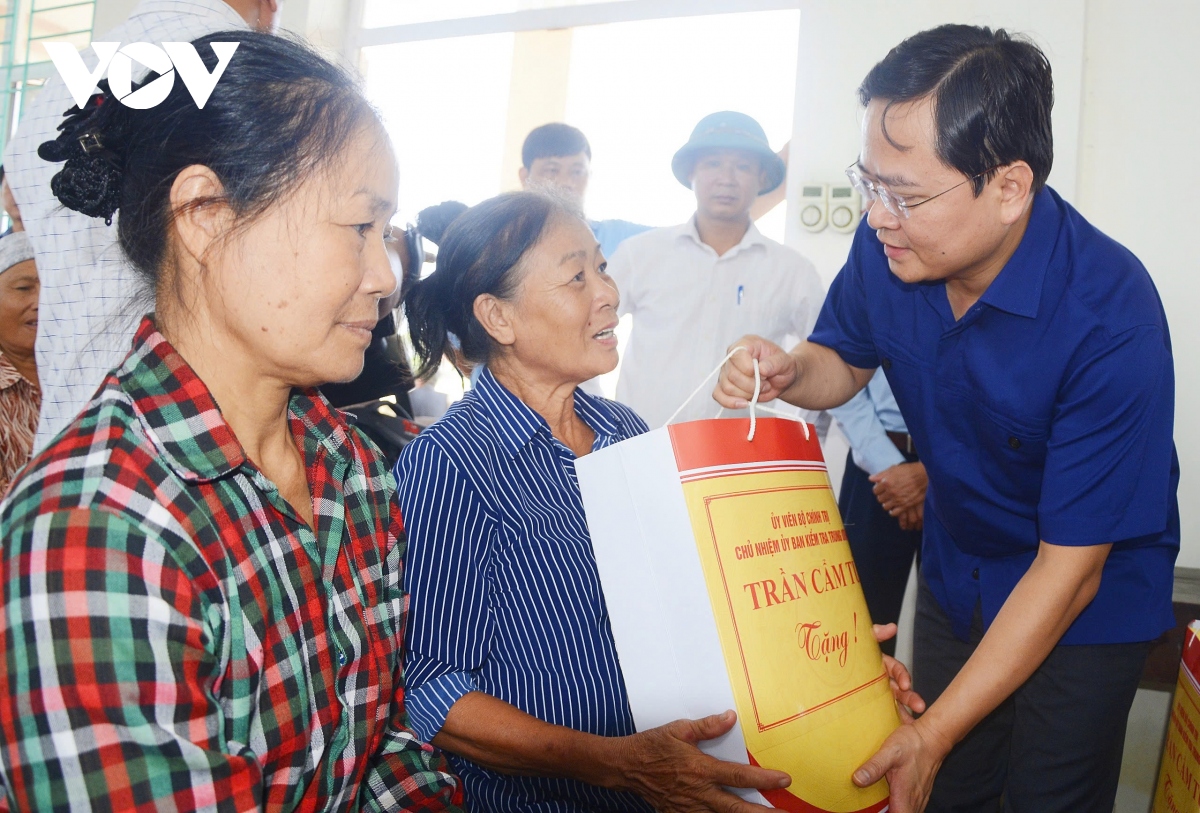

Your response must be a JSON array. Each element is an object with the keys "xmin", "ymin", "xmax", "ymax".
[
  {"xmin": 592, "ymin": 219, "xmax": 652, "ymax": 261},
  {"xmin": 808, "ymin": 230, "xmax": 881, "ymax": 370},
  {"xmin": 1037, "ymin": 324, "xmax": 1176, "ymax": 545},
  {"xmin": 393, "ymin": 436, "xmax": 494, "ymax": 742}
]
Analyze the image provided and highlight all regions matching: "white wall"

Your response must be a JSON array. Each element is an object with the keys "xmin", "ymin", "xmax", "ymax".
[
  {"xmin": 783, "ymin": 0, "xmax": 1084, "ymax": 273},
  {"xmin": 94, "ymin": 0, "xmax": 352, "ymax": 50},
  {"xmin": 782, "ymin": 0, "xmax": 1200, "ymax": 567},
  {"xmin": 1076, "ymin": 1, "xmax": 1200, "ymax": 567}
]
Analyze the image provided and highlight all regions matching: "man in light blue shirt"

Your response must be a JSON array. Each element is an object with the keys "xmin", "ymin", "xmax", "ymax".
[
  {"xmin": 829, "ymin": 368, "xmax": 926, "ymax": 654},
  {"xmin": 518, "ymin": 123, "xmax": 652, "ymax": 259}
]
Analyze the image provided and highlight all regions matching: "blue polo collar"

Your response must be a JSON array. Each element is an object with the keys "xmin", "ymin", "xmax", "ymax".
[
  {"xmin": 472, "ymin": 367, "xmax": 624, "ymax": 459},
  {"xmin": 975, "ymin": 187, "xmax": 1064, "ymax": 320}
]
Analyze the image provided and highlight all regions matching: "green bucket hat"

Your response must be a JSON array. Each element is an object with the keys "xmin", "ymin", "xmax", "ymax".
[{"xmin": 671, "ymin": 111, "xmax": 786, "ymax": 194}]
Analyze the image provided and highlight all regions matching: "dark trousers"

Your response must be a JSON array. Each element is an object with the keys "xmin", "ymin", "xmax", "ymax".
[
  {"xmin": 838, "ymin": 450, "xmax": 921, "ymax": 655},
  {"xmin": 913, "ymin": 577, "xmax": 1150, "ymax": 813}
]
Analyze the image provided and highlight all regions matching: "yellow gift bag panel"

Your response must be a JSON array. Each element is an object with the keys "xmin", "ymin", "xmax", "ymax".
[
  {"xmin": 670, "ymin": 419, "xmax": 898, "ymax": 813},
  {"xmin": 577, "ymin": 417, "xmax": 899, "ymax": 813},
  {"xmin": 1153, "ymin": 621, "xmax": 1200, "ymax": 812}
]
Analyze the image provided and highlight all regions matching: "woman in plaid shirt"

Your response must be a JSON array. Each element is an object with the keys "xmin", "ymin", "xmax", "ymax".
[{"xmin": 0, "ymin": 31, "xmax": 461, "ymax": 812}]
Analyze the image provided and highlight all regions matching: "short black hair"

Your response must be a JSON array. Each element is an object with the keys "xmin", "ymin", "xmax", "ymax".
[
  {"xmin": 858, "ymin": 24, "xmax": 1054, "ymax": 195},
  {"xmin": 521, "ymin": 123, "xmax": 591, "ymax": 169},
  {"xmin": 404, "ymin": 191, "xmax": 582, "ymax": 379}
]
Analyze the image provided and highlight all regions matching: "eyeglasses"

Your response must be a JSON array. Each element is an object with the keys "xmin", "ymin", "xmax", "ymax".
[{"xmin": 845, "ymin": 162, "xmax": 995, "ymax": 219}]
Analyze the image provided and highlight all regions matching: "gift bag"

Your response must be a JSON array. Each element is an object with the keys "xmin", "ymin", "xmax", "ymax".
[
  {"xmin": 1152, "ymin": 620, "xmax": 1200, "ymax": 812},
  {"xmin": 577, "ymin": 415, "xmax": 899, "ymax": 812}
]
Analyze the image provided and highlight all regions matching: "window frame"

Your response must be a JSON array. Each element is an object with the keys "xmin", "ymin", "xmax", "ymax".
[{"xmin": 347, "ymin": 0, "xmax": 801, "ymax": 57}]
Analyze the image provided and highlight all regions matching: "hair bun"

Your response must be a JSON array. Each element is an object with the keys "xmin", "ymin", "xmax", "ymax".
[
  {"xmin": 416, "ymin": 200, "xmax": 468, "ymax": 246},
  {"xmin": 47, "ymin": 154, "xmax": 122, "ymax": 224},
  {"xmin": 38, "ymin": 82, "xmax": 129, "ymax": 225}
]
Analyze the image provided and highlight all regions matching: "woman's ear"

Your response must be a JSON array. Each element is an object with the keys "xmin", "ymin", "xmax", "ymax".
[
  {"xmin": 170, "ymin": 165, "xmax": 233, "ymax": 267},
  {"xmin": 474, "ymin": 293, "xmax": 518, "ymax": 347}
]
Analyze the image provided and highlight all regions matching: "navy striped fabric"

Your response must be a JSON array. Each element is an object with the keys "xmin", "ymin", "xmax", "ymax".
[{"xmin": 394, "ymin": 368, "xmax": 655, "ymax": 813}]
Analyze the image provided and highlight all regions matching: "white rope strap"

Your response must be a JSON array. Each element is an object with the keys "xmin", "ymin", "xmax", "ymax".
[
  {"xmin": 747, "ymin": 358, "xmax": 761, "ymax": 441},
  {"xmin": 664, "ymin": 346, "xmax": 748, "ymax": 427},
  {"xmin": 667, "ymin": 347, "xmax": 811, "ymax": 442}
]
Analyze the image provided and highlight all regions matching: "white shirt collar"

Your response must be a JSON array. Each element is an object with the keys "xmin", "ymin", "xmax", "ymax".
[{"xmin": 675, "ymin": 215, "xmax": 769, "ymax": 259}]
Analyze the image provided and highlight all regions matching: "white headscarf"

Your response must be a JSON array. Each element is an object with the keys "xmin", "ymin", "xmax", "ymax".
[{"xmin": 0, "ymin": 232, "xmax": 33, "ymax": 278}]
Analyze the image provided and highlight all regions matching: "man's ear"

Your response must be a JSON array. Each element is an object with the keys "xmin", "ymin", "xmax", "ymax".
[
  {"xmin": 995, "ymin": 161, "xmax": 1035, "ymax": 226},
  {"xmin": 474, "ymin": 293, "xmax": 518, "ymax": 347},
  {"xmin": 518, "ymin": 166, "xmax": 530, "ymax": 189},
  {"xmin": 170, "ymin": 164, "xmax": 233, "ymax": 267}
]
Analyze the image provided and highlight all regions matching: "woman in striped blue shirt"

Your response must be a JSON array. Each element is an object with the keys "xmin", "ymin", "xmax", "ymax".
[
  {"xmin": 395, "ymin": 192, "xmax": 918, "ymax": 812},
  {"xmin": 394, "ymin": 192, "xmax": 796, "ymax": 812}
]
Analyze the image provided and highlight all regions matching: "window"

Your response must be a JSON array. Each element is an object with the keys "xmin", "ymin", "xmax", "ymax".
[
  {"xmin": 564, "ymin": 10, "xmax": 798, "ymax": 241},
  {"xmin": 0, "ymin": 0, "xmax": 95, "ymax": 230},
  {"xmin": 362, "ymin": 33, "xmax": 515, "ymax": 225},
  {"xmin": 361, "ymin": 8, "xmax": 798, "ymax": 237},
  {"xmin": 0, "ymin": 0, "xmax": 96, "ymax": 141},
  {"xmin": 357, "ymin": 2, "xmax": 801, "ymax": 404},
  {"xmin": 363, "ymin": 1, "xmax": 635, "ymax": 30}
]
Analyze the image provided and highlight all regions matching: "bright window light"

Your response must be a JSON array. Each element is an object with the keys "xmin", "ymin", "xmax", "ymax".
[
  {"xmin": 565, "ymin": 10, "xmax": 799, "ymax": 243},
  {"xmin": 363, "ymin": 1, "xmax": 630, "ymax": 29},
  {"xmin": 362, "ymin": 33, "xmax": 515, "ymax": 225},
  {"xmin": 361, "ymin": 10, "xmax": 800, "ymax": 407}
]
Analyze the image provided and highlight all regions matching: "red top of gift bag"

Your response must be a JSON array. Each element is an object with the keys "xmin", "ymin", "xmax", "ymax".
[
  {"xmin": 1183, "ymin": 622, "xmax": 1200, "ymax": 680},
  {"xmin": 667, "ymin": 418, "xmax": 824, "ymax": 477}
]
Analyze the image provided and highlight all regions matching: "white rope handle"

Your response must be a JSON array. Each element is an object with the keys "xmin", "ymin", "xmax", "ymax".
[
  {"xmin": 664, "ymin": 346, "xmax": 748, "ymax": 426},
  {"xmin": 668, "ymin": 346, "xmax": 811, "ymax": 442},
  {"xmin": 755, "ymin": 404, "xmax": 811, "ymax": 440},
  {"xmin": 747, "ymin": 358, "xmax": 761, "ymax": 441}
]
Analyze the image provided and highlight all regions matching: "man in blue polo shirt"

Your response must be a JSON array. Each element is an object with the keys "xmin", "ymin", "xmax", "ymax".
[{"xmin": 716, "ymin": 24, "xmax": 1177, "ymax": 813}]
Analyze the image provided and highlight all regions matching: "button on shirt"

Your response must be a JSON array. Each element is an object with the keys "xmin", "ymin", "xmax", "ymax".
[
  {"xmin": 829, "ymin": 368, "xmax": 909, "ymax": 476},
  {"xmin": 4, "ymin": 0, "xmax": 249, "ymax": 454},
  {"xmin": 608, "ymin": 219, "xmax": 824, "ymax": 428},
  {"xmin": 395, "ymin": 368, "xmax": 654, "ymax": 813},
  {"xmin": 810, "ymin": 187, "xmax": 1178, "ymax": 645},
  {"xmin": 0, "ymin": 318, "xmax": 461, "ymax": 812}
]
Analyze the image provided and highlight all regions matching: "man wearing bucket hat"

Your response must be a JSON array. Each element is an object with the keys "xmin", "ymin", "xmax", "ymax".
[
  {"xmin": 517, "ymin": 122, "xmax": 789, "ymax": 261},
  {"xmin": 606, "ymin": 111, "xmax": 824, "ymax": 428},
  {"xmin": 0, "ymin": 231, "xmax": 40, "ymax": 496}
]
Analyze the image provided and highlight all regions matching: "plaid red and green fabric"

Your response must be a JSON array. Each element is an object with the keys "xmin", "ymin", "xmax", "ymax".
[{"xmin": 0, "ymin": 317, "xmax": 463, "ymax": 812}]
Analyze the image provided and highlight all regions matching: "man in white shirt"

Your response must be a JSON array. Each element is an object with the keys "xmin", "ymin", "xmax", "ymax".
[
  {"xmin": 607, "ymin": 111, "xmax": 824, "ymax": 428},
  {"xmin": 517, "ymin": 122, "xmax": 790, "ymax": 261},
  {"xmin": 5, "ymin": 0, "xmax": 279, "ymax": 452}
]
